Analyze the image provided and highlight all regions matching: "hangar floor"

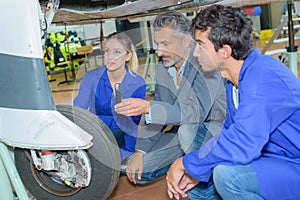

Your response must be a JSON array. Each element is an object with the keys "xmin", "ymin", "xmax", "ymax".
[{"xmin": 48, "ymin": 38, "xmax": 300, "ymax": 200}]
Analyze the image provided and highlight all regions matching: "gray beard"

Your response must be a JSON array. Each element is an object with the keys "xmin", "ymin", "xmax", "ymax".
[{"xmin": 162, "ymin": 53, "xmax": 185, "ymax": 67}]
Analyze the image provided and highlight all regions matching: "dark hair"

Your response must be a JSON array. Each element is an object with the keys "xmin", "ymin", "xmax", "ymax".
[
  {"xmin": 153, "ymin": 11, "xmax": 192, "ymax": 37},
  {"xmin": 192, "ymin": 5, "xmax": 253, "ymax": 60}
]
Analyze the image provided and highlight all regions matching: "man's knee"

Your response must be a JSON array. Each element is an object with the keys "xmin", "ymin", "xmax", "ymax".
[
  {"xmin": 213, "ymin": 165, "xmax": 233, "ymax": 187},
  {"xmin": 213, "ymin": 164, "xmax": 254, "ymax": 197},
  {"xmin": 213, "ymin": 165, "xmax": 237, "ymax": 198},
  {"xmin": 178, "ymin": 123, "xmax": 207, "ymax": 153},
  {"xmin": 177, "ymin": 123, "xmax": 198, "ymax": 152}
]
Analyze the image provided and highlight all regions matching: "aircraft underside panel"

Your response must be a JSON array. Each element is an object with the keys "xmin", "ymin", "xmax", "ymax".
[{"xmin": 0, "ymin": 53, "xmax": 55, "ymax": 110}]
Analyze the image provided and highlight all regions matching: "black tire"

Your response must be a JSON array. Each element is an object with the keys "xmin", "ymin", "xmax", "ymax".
[{"xmin": 15, "ymin": 105, "xmax": 121, "ymax": 200}]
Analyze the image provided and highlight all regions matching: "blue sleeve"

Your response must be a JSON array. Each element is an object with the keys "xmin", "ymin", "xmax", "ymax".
[
  {"xmin": 183, "ymin": 71, "xmax": 298, "ymax": 182},
  {"xmin": 73, "ymin": 72, "xmax": 94, "ymax": 110}
]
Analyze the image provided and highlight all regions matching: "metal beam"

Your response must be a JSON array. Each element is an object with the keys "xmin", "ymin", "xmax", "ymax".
[{"xmin": 51, "ymin": 0, "xmax": 285, "ymax": 25}]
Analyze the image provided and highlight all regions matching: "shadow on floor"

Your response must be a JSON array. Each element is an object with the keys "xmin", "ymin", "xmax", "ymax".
[{"xmin": 108, "ymin": 176, "xmax": 170, "ymax": 200}]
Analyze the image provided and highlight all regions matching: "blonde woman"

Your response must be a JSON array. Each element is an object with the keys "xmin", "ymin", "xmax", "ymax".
[{"xmin": 74, "ymin": 32, "xmax": 146, "ymax": 161}]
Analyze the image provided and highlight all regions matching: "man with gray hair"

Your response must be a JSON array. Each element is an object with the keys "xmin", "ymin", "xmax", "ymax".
[{"xmin": 115, "ymin": 11, "xmax": 226, "ymax": 184}]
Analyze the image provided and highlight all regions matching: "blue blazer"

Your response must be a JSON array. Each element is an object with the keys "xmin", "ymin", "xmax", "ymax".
[{"xmin": 74, "ymin": 66, "xmax": 146, "ymax": 160}]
